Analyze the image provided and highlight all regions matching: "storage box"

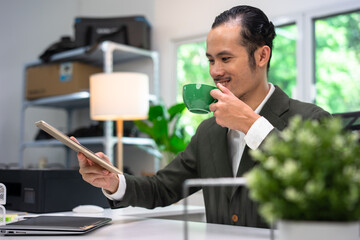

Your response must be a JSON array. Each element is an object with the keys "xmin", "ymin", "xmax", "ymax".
[
  {"xmin": 26, "ymin": 62, "xmax": 101, "ymax": 100},
  {"xmin": 0, "ymin": 169, "xmax": 109, "ymax": 213}
]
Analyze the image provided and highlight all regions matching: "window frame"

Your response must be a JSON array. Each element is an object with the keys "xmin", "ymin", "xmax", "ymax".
[{"xmin": 271, "ymin": 16, "xmax": 301, "ymax": 99}]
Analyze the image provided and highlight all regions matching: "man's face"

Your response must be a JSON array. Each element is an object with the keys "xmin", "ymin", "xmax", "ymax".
[{"xmin": 206, "ymin": 23, "xmax": 264, "ymax": 102}]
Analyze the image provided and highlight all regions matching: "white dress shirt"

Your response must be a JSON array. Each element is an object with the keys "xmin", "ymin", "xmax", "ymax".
[
  {"xmin": 104, "ymin": 83, "xmax": 276, "ymax": 199},
  {"xmin": 228, "ymin": 83, "xmax": 275, "ymax": 176}
]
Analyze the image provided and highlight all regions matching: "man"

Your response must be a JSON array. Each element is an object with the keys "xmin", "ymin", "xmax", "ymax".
[{"xmin": 76, "ymin": 5, "xmax": 330, "ymax": 228}]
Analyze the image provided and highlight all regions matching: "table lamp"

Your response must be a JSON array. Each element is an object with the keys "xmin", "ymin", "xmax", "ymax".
[{"xmin": 90, "ymin": 72, "xmax": 149, "ymax": 172}]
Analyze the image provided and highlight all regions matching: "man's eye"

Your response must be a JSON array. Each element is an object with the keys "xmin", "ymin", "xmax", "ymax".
[
  {"xmin": 208, "ymin": 59, "xmax": 214, "ymax": 64},
  {"xmin": 222, "ymin": 57, "xmax": 230, "ymax": 62}
]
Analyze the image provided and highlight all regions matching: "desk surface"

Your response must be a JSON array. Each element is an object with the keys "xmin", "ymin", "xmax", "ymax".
[{"xmin": 2, "ymin": 205, "xmax": 271, "ymax": 240}]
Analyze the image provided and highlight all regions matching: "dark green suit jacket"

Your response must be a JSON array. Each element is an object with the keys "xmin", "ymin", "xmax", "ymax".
[{"xmin": 109, "ymin": 86, "xmax": 331, "ymax": 227}]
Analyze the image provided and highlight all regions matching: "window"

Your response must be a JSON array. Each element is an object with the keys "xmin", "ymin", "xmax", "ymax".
[
  {"xmin": 176, "ymin": 40, "xmax": 211, "ymax": 136},
  {"xmin": 268, "ymin": 24, "xmax": 297, "ymax": 97},
  {"xmin": 314, "ymin": 10, "xmax": 360, "ymax": 113}
]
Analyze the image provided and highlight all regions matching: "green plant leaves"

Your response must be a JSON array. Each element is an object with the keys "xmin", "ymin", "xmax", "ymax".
[
  {"xmin": 134, "ymin": 102, "xmax": 190, "ymax": 163},
  {"xmin": 148, "ymin": 105, "xmax": 168, "ymax": 121},
  {"xmin": 246, "ymin": 116, "xmax": 360, "ymax": 223},
  {"xmin": 168, "ymin": 103, "xmax": 186, "ymax": 121}
]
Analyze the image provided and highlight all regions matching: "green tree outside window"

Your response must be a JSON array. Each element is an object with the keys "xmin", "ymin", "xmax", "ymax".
[
  {"xmin": 268, "ymin": 24, "xmax": 297, "ymax": 97},
  {"xmin": 176, "ymin": 41, "xmax": 213, "ymax": 136},
  {"xmin": 315, "ymin": 11, "xmax": 360, "ymax": 113}
]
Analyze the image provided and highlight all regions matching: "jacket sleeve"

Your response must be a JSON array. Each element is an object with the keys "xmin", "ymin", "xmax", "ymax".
[{"xmin": 108, "ymin": 121, "xmax": 206, "ymax": 209}]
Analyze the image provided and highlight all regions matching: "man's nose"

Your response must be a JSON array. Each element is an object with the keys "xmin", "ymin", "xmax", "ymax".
[{"xmin": 209, "ymin": 63, "xmax": 225, "ymax": 79}]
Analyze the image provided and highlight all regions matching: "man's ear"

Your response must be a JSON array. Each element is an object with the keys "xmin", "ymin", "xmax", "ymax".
[{"xmin": 256, "ymin": 45, "xmax": 271, "ymax": 68}]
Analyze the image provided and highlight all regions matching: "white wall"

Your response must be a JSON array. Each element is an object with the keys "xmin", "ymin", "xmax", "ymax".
[{"xmin": 0, "ymin": 0, "xmax": 154, "ymax": 168}]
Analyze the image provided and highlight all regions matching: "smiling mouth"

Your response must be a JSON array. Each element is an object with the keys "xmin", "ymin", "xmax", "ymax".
[{"xmin": 214, "ymin": 78, "xmax": 231, "ymax": 86}]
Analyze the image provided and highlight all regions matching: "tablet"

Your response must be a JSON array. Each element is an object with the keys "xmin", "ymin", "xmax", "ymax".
[{"xmin": 35, "ymin": 120, "xmax": 122, "ymax": 175}]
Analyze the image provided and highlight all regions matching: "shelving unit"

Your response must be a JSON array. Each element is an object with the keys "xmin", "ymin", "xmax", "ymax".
[{"xmin": 19, "ymin": 41, "xmax": 159, "ymax": 170}]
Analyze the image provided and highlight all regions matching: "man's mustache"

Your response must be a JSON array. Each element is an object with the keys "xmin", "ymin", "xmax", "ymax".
[{"xmin": 214, "ymin": 77, "xmax": 231, "ymax": 82}]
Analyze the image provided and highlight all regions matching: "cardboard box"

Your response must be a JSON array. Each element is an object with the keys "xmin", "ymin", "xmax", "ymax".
[{"xmin": 26, "ymin": 62, "xmax": 101, "ymax": 100}]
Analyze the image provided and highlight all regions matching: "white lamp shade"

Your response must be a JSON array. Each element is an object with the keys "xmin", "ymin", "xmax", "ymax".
[{"xmin": 90, "ymin": 72, "xmax": 149, "ymax": 120}]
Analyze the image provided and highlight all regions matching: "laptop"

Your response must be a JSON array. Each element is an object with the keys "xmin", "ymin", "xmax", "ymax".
[{"xmin": 0, "ymin": 215, "xmax": 111, "ymax": 235}]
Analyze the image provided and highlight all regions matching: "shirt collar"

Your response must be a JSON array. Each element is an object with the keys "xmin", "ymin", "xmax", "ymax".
[{"xmin": 254, "ymin": 83, "xmax": 275, "ymax": 114}]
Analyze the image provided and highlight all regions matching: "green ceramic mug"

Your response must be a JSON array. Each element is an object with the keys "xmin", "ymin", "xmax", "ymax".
[{"xmin": 182, "ymin": 83, "xmax": 217, "ymax": 114}]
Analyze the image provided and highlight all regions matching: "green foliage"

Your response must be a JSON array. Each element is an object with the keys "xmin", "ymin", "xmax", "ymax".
[
  {"xmin": 176, "ymin": 41, "xmax": 213, "ymax": 136},
  {"xmin": 246, "ymin": 116, "xmax": 360, "ymax": 223},
  {"xmin": 268, "ymin": 24, "xmax": 297, "ymax": 97},
  {"xmin": 176, "ymin": 41, "xmax": 212, "ymax": 92},
  {"xmin": 315, "ymin": 11, "xmax": 360, "ymax": 113},
  {"xmin": 134, "ymin": 102, "xmax": 191, "ymax": 163},
  {"xmin": 270, "ymin": 11, "xmax": 360, "ymax": 114}
]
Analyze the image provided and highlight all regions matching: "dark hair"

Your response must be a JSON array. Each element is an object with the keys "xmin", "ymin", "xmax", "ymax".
[{"xmin": 212, "ymin": 5, "xmax": 276, "ymax": 72}]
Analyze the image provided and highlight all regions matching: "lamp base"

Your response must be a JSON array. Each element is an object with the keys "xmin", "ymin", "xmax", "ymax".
[{"xmin": 117, "ymin": 120, "xmax": 123, "ymax": 172}]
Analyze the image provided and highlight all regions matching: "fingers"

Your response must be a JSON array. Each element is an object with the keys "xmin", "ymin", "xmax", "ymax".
[
  {"xmin": 210, "ymin": 88, "xmax": 222, "ymax": 99},
  {"xmin": 209, "ymin": 87, "xmax": 222, "ymax": 113},
  {"xmin": 95, "ymin": 152, "xmax": 111, "ymax": 164},
  {"xmin": 94, "ymin": 152, "xmax": 111, "ymax": 175},
  {"xmin": 74, "ymin": 144, "xmax": 117, "ymax": 190},
  {"xmin": 77, "ymin": 152, "xmax": 89, "ymax": 168},
  {"xmin": 77, "ymin": 151, "xmax": 111, "ymax": 175},
  {"xmin": 70, "ymin": 136, "xmax": 79, "ymax": 144},
  {"xmin": 71, "ymin": 137, "xmax": 87, "ymax": 167},
  {"xmin": 215, "ymin": 83, "xmax": 231, "ymax": 94},
  {"xmin": 80, "ymin": 169, "xmax": 118, "ymax": 191},
  {"xmin": 78, "ymin": 159, "xmax": 119, "ymax": 192},
  {"xmin": 210, "ymin": 83, "xmax": 233, "ymax": 99},
  {"xmin": 209, "ymin": 102, "xmax": 216, "ymax": 113},
  {"xmin": 210, "ymin": 84, "xmax": 226, "ymax": 112}
]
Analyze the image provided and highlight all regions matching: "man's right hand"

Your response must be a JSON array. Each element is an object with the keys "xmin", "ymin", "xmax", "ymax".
[
  {"xmin": 209, "ymin": 83, "xmax": 261, "ymax": 134},
  {"xmin": 71, "ymin": 137, "xmax": 120, "ymax": 194}
]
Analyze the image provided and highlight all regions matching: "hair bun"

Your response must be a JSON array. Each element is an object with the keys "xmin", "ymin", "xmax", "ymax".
[{"xmin": 267, "ymin": 21, "xmax": 276, "ymax": 40}]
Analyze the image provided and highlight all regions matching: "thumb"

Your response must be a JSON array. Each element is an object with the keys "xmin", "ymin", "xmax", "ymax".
[
  {"xmin": 77, "ymin": 152, "xmax": 92, "ymax": 167},
  {"xmin": 70, "ymin": 136, "xmax": 80, "ymax": 144}
]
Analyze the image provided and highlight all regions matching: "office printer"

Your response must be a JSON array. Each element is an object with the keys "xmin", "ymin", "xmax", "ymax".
[{"xmin": 0, "ymin": 169, "xmax": 109, "ymax": 213}]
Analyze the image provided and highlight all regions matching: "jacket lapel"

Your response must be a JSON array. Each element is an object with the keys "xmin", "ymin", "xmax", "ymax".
[
  {"xmin": 232, "ymin": 86, "xmax": 290, "ymax": 196},
  {"xmin": 208, "ymin": 122, "xmax": 233, "ymax": 178},
  {"xmin": 207, "ymin": 121, "xmax": 234, "ymax": 199},
  {"xmin": 258, "ymin": 85, "xmax": 290, "ymax": 131}
]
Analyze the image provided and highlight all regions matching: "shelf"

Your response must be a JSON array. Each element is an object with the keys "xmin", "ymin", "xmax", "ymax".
[
  {"xmin": 24, "ymin": 91, "xmax": 90, "ymax": 109},
  {"xmin": 24, "ymin": 91, "xmax": 157, "ymax": 109},
  {"xmin": 26, "ymin": 41, "xmax": 157, "ymax": 68},
  {"xmin": 20, "ymin": 41, "xmax": 160, "ymax": 169},
  {"xmin": 23, "ymin": 136, "xmax": 155, "ymax": 148}
]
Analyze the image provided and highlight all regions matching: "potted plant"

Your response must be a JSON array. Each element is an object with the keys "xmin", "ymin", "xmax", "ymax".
[
  {"xmin": 134, "ymin": 101, "xmax": 192, "ymax": 168},
  {"xmin": 245, "ymin": 116, "xmax": 360, "ymax": 240}
]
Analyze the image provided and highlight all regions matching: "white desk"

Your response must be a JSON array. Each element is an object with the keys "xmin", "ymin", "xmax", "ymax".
[{"xmin": 2, "ymin": 205, "xmax": 271, "ymax": 240}]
